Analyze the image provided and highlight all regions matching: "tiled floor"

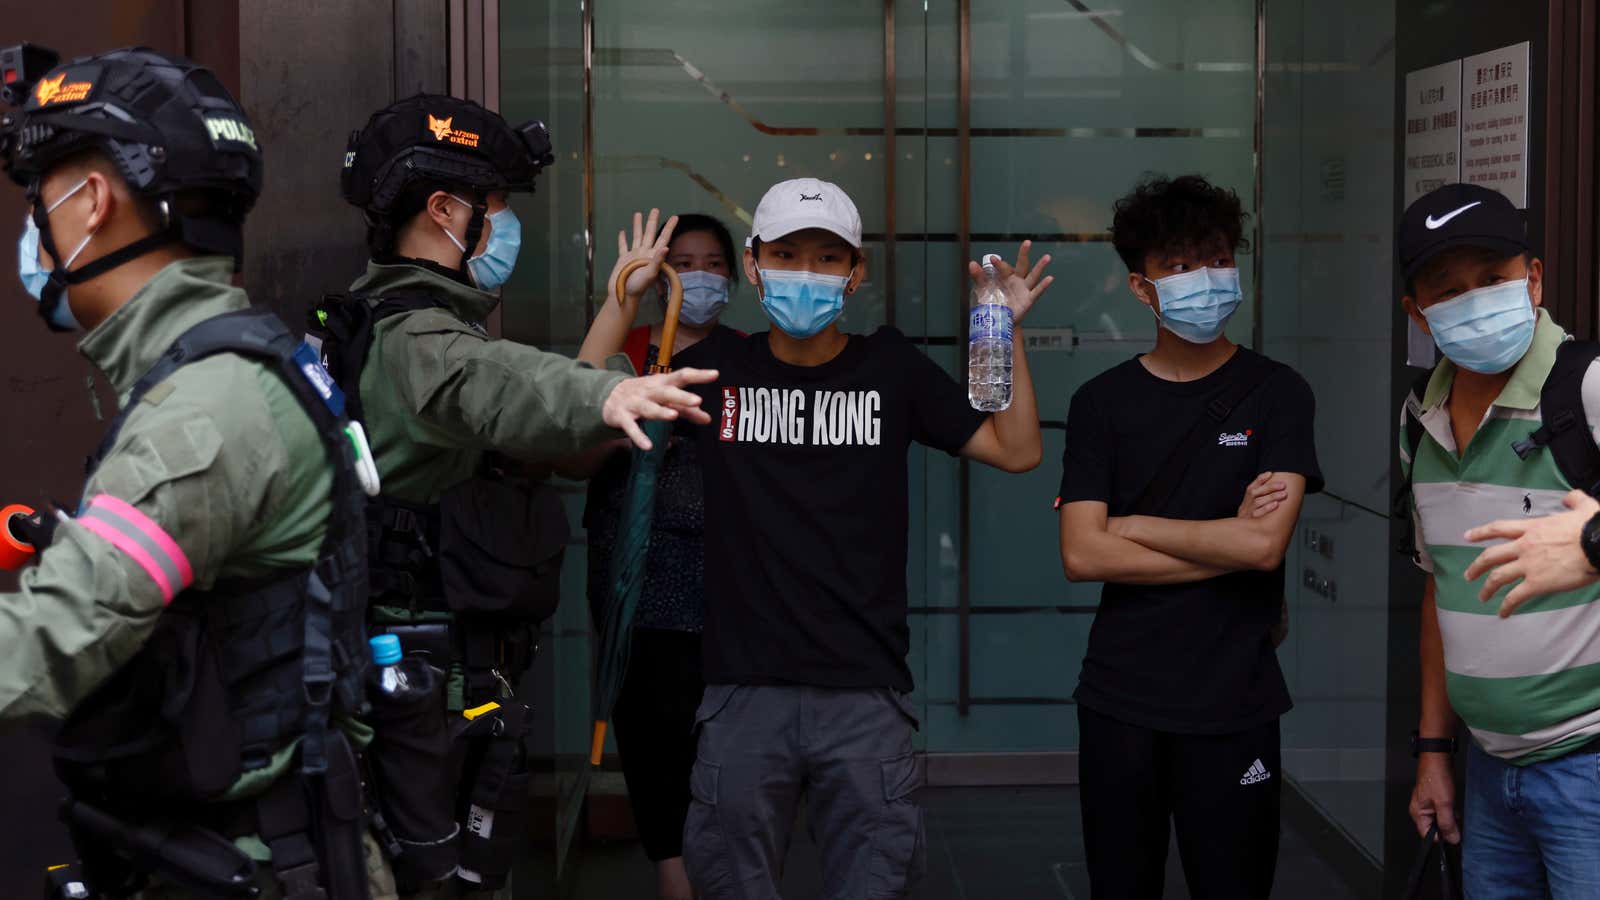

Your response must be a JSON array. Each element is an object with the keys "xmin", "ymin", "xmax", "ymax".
[{"xmin": 562, "ymin": 785, "xmax": 1368, "ymax": 899}]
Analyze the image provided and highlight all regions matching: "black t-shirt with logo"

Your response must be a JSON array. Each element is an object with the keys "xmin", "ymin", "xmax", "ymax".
[
  {"xmin": 674, "ymin": 326, "xmax": 988, "ymax": 691},
  {"xmin": 1057, "ymin": 348, "xmax": 1323, "ymax": 734}
]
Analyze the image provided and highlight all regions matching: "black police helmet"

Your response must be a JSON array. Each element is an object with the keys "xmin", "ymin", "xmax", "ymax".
[
  {"xmin": 1, "ymin": 44, "xmax": 262, "ymax": 263},
  {"xmin": 342, "ymin": 93, "xmax": 552, "ymax": 215},
  {"xmin": 342, "ymin": 94, "xmax": 551, "ymax": 268}
]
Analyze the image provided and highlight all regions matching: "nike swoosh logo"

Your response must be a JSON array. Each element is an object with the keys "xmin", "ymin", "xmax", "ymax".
[{"xmin": 1425, "ymin": 201, "xmax": 1482, "ymax": 229}]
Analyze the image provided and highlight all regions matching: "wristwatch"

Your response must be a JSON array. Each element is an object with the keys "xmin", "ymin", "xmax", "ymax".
[
  {"xmin": 1410, "ymin": 731, "xmax": 1458, "ymax": 757},
  {"xmin": 1580, "ymin": 510, "xmax": 1600, "ymax": 573}
]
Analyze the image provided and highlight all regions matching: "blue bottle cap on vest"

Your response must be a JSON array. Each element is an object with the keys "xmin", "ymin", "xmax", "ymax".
[{"xmin": 369, "ymin": 634, "xmax": 402, "ymax": 666}]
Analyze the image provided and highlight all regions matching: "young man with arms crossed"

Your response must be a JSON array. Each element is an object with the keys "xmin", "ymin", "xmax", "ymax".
[
  {"xmin": 580, "ymin": 178, "xmax": 1051, "ymax": 899},
  {"xmin": 1057, "ymin": 174, "xmax": 1323, "ymax": 899}
]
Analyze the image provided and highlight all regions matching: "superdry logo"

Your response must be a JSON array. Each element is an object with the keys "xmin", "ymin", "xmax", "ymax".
[
  {"xmin": 1218, "ymin": 429, "xmax": 1253, "ymax": 447},
  {"xmin": 718, "ymin": 386, "xmax": 881, "ymax": 446}
]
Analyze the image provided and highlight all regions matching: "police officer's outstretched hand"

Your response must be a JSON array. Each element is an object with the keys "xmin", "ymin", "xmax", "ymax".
[{"xmin": 604, "ymin": 368, "xmax": 719, "ymax": 450}]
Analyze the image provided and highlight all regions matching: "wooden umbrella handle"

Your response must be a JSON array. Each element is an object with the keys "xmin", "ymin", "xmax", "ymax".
[{"xmin": 612, "ymin": 259, "xmax": 683, "ymax": 372}]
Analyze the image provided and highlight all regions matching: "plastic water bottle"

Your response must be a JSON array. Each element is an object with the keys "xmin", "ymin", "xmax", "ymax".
[
  {"xmin": 370, "ymin": 634, "xmax": 409, "ymax": 695},
  {"xmin": 968, "ymin": 253, "xmax": 1013, "ymax": 411}
]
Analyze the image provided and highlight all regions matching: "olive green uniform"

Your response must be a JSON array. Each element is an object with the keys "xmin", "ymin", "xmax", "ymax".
[
  {"xmin": 351, "ymin": 260, "xmax": 629, "ymax": 506},
  {"xmin": 351, "ymin": 260, "xmax": 628, "ymax": 898},
  {"xmin": 0, "ymin": 257, "xmax": 394, "ymax": 898}
]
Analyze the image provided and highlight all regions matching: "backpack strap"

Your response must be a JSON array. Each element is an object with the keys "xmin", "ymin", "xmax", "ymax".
[
  {"xmin": 1392, "ymin": 368, "xmax": 1436, "ymax": 557},
  {"xmin": 1130, "ymin": 350, "xmax": 1276, "ymax": 516},
  {"xmin": 312, "ymin": 290, "xmax": 446, "ymax": 424},
  {"xmin": 1508, "ymin": 340, "xmax": 1600, "ymax": 492}
]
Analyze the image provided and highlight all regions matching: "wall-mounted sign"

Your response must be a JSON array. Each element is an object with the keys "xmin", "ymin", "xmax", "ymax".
[
  {"xmin": 1460, "ymin": 41, "xmax": 1530, "ymax": 208},
  {"xmin": 1021, "ymin": 327, "xmax": 1075, "ymax": 352},
  {"xmin": 1403, "ymin": 59, "xmax": 1461, "ymax": 207}
]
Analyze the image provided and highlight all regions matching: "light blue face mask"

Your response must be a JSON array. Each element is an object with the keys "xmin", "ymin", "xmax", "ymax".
[
  {"xmin": 17, "ymin": 178, "xmax": 90, "ymax": 331},
  {"xmin": 1144, "ymin": 266, "xmax": 1242, "ymax": 344},
  {"xmin": 758, "ymin": 268, "xmax": 849, "ymax": 338},
  {"xmin": 443, "ymin": 196, "xmax": 522, "ymax": 291},
  {"xmin": 1422, "ymin": 278, "xmax": 1536, "ymax": 374},
  {"xmin": 669, "ymin": 269, "xmax": 730, "ymax": 327}
]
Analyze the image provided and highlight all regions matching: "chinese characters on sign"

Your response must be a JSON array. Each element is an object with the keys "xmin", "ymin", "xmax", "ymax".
[
  {"xmin": 1403, "ymin": 60, "xmax": 1461, "ymax": 208},
  {"xmin": 1021, "ymin": 328, "xmax": 1074, "ymax": 353},
  {"xmin": 1460, "ymin": 42, "xmax": 1529, "ymax": 208}
]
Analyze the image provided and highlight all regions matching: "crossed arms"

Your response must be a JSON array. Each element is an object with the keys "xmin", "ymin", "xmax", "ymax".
[{"xmin": 1059, "ymin": 472, "xmax": 1307, "ymax": 585}]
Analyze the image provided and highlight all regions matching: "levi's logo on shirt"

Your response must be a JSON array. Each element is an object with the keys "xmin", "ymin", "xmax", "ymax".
[
  {"xmin": 1218, "ymin": 429, "xmax": 1253, "ymax": 448},
  {"xmin": 719, "ymin": 386, "xmax": 882, "ymax": 446}
]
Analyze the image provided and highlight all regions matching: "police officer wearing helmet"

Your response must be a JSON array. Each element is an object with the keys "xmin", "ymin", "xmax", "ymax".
[
  {"xmin": 0, "ymin": 45, "xmax": 390, "ymax": 898},
  {"xmin": 313, "ymin": 95, "xmax": 715, "ymax": 897}
]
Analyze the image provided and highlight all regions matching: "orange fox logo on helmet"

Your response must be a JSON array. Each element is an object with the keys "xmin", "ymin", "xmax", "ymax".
[
  {"xmin": 425, "ymin": 113, "xmax": 480, "ymax": 148},
  {"xmin": 33, "ymin": 72, "xmax": 92, "ymax": 106}
]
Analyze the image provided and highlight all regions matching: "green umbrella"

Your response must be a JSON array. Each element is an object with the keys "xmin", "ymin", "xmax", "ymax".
[{"xmin": 590, "ymin": 259, "xmax": 685, "ymax": 767}]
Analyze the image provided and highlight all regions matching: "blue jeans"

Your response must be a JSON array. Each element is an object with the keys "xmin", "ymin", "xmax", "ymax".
[{"xmin": 1464, "ymin": 741, "xmax": 1600, "ymax": 899}]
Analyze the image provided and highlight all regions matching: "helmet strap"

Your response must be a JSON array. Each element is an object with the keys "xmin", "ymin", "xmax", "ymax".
[
  {"xmin": 459, "ymin": 196, "xmax": 488, "ymax": 280},
  {"xmin": 30, "ymin": 192, "xmax": 179, "ymax": 332}
]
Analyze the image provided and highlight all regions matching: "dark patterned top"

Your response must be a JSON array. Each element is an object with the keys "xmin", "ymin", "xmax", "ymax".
[{"xmin": 584, "ymin": 340, "xmax": 708, "ymax": 633}]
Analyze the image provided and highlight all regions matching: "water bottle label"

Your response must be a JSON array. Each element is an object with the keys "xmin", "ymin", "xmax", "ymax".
[{"xmin": 969, "ymin": 304, "xmax": 1013, "ymax": 343}]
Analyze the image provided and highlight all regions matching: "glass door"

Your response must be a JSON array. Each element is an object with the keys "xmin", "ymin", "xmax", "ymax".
[{"xmin": 497, "ymin": 0, "xmax": 1390, "ymax": 879}]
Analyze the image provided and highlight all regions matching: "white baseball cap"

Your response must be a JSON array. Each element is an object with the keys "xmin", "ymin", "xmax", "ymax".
[{"xmin": 748, "ymin": 177, "xmax": 863, "ymax": 249}]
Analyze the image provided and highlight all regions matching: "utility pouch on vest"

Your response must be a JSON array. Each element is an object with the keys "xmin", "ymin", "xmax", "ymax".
[
  {"xmin": 53, "ymin": 608, "xmax": 243, "ymax": 804},
  {"xmin": 375, "ymin": 622, "xmax": 453, "ymax": 669},
  {"xmin": 454, "ymin": 701, "xmax": 533, "ymax": 891},
  {"xmin": 437, "ymin": 476, "xmax": 568, "ymax": 621},
  {"xmin": 367, "ymin": 658, "xmax": 461, "ymax": 890}
]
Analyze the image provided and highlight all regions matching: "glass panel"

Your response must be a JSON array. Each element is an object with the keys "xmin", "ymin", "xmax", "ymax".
[
  {"xmin": 1263, "ymin": 0, "xmax": 1395, "ymax": 864},
  {"xmin": 499, "ymin": 0, "xmax": 1394, "ymax": 881},
  {"xmin": 499, "ymin": 1, "xmax": 591, "ymax": 885},
  {"xmin": 940, "ymin": 0, "xmax": 1259, "ymax": 751}
]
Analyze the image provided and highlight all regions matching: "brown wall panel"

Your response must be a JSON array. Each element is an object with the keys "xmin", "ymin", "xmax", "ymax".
[
  {"xmin": 0, "ymin": 0, "xmax": 447, "ymax": 887},
  {"xmin": 239, "ymin": 0, "xmax": 398, "ymax": 329}
]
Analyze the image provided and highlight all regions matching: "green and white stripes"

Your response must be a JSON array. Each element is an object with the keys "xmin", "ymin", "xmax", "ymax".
[{"xmin": 1405, "ymin": 311, "xmax": 1600, "ymax": 764}]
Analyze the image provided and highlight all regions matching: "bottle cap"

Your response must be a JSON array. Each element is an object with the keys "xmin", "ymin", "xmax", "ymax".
[
  {"xmin": 981, "ymin": 253, "xmax": 1002, "ymax": 271},
  {"xmin": 369, "ymin": 634, "xmax": 402, "ymax": 666}
]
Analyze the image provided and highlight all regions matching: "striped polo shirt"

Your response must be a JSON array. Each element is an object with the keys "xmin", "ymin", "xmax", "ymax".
[{"xmin": 1401, "ymin": 310, "xmax": 1600, "ymax": 764}]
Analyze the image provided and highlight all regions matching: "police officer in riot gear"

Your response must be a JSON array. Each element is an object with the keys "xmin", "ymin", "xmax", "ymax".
[
  {"xmin": 0, "ymin": 45, "xmax": 387, "ymax": 898},
  {"xmin": 314, "ymin": 94, "xmax": 715, "ymax": 897}
]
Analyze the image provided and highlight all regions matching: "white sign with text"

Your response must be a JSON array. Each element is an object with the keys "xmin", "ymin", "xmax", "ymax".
[
  {"xmin": 1460, "ymin": 41, "xmax": 1530, "ymax": 208},
  {"xmin": 1403, "ymin": 59, "xmax": 1462, "ymax": 208}
]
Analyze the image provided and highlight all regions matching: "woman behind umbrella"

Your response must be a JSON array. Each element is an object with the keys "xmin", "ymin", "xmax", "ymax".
[{"xmin": 575, "ymin": 212, "xmax": 738, "ymax": 900}]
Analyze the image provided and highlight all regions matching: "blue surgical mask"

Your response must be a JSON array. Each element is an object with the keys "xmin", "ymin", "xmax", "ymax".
[
  {"xmin": 443, "ymin": 196, "xmax": 522, "ymax": 291},
  {"xmin": 758, "ymin": 268, "xmax": 848, "ymax": 339},
  {"xmin": 1144, "ymin": 266, "xmax": 1242, "ymax": 344},
  {"xmin": 18, "ymin": 216, "xmax": 48, "ymax": 300},
  {"xmin": 1422, "ymin": 278, "xmax": 1536, "ymax": 374},
  {"xmin": 17, "ymin": 178, "xmax": 90, "ymax": 331},
  {"xmin": 669, "ymin": 269, "xmax": 730, "ymax": 327}
]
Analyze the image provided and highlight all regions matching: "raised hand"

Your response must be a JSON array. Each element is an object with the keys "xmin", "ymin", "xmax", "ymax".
[
  {"xmin": 966, "ymin": 240, "xmax": 1055, "ymax": 324},
  {"xmin": 606, "ymin": 208, "xmax": 679, "ymax": 307}
]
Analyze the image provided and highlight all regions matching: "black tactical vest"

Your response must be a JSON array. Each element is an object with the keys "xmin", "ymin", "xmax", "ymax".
[{"xmin": 52, "ymin": 309, "xmax": 371, "ymax": 805}]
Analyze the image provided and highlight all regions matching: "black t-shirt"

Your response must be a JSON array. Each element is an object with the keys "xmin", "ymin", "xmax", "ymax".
[
  {"xmin": 1057, "ymin": 348, "xmax": 1323, "ymax": 734},
  {"xmin": 675, "ymin": 327, "xmax": 988, "ymax": 691}
]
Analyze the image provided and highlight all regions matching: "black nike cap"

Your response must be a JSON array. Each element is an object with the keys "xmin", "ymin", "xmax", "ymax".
[{"xmin": 1398, "ymin": 183, "xmax": 1529, "ymax": 280}]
